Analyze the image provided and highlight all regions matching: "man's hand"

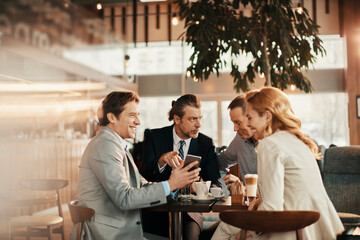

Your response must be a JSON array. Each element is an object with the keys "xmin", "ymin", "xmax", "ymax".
[
  {"xmin": 168, "ymin": 161, "xmax": 201, "ymax": 191},
  {"xmin": 223, "ymin": 173, "xmax": 240, "ymax": 185},
  {"xmin": 158, "ymin": 151, "xmax": 183, "ymax": 168}
]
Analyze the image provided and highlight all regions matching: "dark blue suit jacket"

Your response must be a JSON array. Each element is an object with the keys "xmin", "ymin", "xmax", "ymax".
[
  {"xmin": 140, "ymin": 125, "xmax": 221, "ymax": 237},
  {"xmin": 140, "ymin": 125, "xmax": 221, "ymax": 186}
]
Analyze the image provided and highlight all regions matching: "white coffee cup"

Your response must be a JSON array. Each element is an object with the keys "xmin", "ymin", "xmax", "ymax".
[
  {"xmin": 244, "ymin": 174, "xmax": 258, "ymax": 198},
  {"xmin": 195, "ymin": 182, "xmax": 210, "ymax": 199},
  {"xmin": 210, "ymin": 187, "xmax": 223, "ymax": 198}
]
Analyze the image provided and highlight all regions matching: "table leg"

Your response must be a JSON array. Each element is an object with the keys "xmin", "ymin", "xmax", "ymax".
[{"xmin": 171, "ymin": 212, "xmax": 182, "ymax": 240}]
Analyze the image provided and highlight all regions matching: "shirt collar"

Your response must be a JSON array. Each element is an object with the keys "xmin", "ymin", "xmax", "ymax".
[
  {"xmin": 113, "ymin": 131, "xmax": 128, "ymax": 152},
  {"xmin": 172, "ymin": 126, "xmax": 191, "ymax": 146},
  {"xmin": 245, "ymin": 137, "xmax": 258, "ymax": 146}
]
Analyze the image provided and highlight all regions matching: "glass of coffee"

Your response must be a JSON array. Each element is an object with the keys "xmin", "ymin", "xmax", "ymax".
[{"xmin": 244, "ymin": 174, "xmax": 258, "ymax": 204}]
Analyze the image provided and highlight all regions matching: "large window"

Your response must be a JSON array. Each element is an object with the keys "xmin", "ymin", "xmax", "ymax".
[
  {"xmin": 136, "ymin": 92, "xmax": 349, "ymax": 149},
  {"xmin": 200, "ymin": 101, "xmax": 218, "ymax": 145},
  {"xmin": 137, "ymin": 96, "xmax": 174, "ymax": 142},
  {"xmin": 221, "ymin": 101, "xmax": 236, "ymax": 147},
  {"xmin": 288, "ymin": 92, "xmax": 349, "ymax": 147},
  {"xmin": 137, "ymin": 97, "xmax": 218, "ymax": 145},
  {"xmin": 222, "ymin": 92, "xmax": 349, "ymax": 148}
]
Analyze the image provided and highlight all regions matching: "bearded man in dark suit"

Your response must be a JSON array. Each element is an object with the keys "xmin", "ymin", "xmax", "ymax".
[{"xmin": 140, "ymin": 94, "xmax": 221, "ymax": 240}]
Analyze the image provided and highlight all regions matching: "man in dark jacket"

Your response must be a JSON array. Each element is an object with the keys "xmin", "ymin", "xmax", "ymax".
[{"xmin": 140, "ymin": 94, "xmax": 221, "ymax": 240}]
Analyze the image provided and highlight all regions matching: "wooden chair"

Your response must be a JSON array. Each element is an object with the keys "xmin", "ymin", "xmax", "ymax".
[
  {"xmin": 10, "ymin": 179, "xmax": 68, "ymax": 240},
  {"xmin": 219, "ymin": 210, "xmax": 320, "ymax": 240},
  {"xmin": 67, "ymin": 200, "xmax": 95, "ymax": 240}
]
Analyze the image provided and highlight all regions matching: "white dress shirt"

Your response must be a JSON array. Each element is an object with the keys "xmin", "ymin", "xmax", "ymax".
[{"xmin": 158, "ymin": 127, "xmax": 191, "ymax": 172}]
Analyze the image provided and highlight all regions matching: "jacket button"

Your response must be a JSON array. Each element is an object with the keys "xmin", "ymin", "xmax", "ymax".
[{"xmin": 136, "ymin": 221, "xmax": 141, "ymax": 225}]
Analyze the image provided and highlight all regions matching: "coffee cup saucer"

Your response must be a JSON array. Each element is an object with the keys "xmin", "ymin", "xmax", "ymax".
[
  {"xmin": 191, "ymin": 195, "xmax": 215, "ymax": 203},
  {"xmin": 209, "ymin": 193, "xmax": 225, "ymax": 200}
]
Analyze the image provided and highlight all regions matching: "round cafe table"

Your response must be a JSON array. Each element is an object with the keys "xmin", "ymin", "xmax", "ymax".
[
  {"xmin": 212, "ymin": 196, "xmax": 248, "ymax": 212},
  {"xmin": 147, "ymin": 197, "xmax": 216, "ymax": 240}
]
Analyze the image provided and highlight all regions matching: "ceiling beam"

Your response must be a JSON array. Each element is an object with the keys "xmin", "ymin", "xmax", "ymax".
[{"xmin": 1, "ymin": 36, "xmax": 137, "ymax": 92}]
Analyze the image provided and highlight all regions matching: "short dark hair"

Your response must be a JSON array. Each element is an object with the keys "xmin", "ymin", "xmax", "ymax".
[
  {"xmin": 168, "ymin": 94, "xmax": 201, "ymax": 121},
  {"xmin": 228, "ymin": 95, "xmax": 246, "ymax": 113},
  {"xmin": 99, "ymin": 91, "xmax": 139, "ymax": 126}
]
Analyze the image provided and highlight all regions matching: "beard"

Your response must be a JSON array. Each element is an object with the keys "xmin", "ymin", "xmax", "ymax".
[{"xmin": 178, "ymin": 127, "xmax": 199, "ymax": 139}]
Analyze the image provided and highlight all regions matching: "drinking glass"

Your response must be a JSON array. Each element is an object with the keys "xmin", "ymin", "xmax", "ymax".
[{"xmin": 181, "ymin": 185, "xmax": 191, "ymax": 203}]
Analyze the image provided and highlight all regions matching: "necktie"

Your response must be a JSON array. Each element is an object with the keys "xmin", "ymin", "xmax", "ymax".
[
  {"xmin": 178, "ymin": 140, "xmax": 185, "ymax": 160},
  {"xmin": 170, "ymin": 140, "xmax": 186, "ymax": 201}
]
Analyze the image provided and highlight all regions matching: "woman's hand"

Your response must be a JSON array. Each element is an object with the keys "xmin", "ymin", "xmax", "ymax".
[
  {"xmin": 248, "ymin": 198, "xmax": 261, "ymax": 211},
  {"xmin": 234, "ymin": 231, "xmax": 241, "ymax": 240},
  {"xmin": 223, "ymin": 173, "xmax": 240, "ymax": 185}
]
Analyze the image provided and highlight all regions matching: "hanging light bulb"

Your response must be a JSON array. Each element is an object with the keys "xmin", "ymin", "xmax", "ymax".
[
  {"xmin": 193, "ymin": 77, "xmax": 199, "ymax": 82},
  {"xmin": 186, "ymin": 71, "xmax": 191, "ymax": 77},
  {"xmin": 172, "ymin": 13, "xmax": 179, "ymax": 26},
  {"xmin": 64, "ymin": 0, "xmax": 69, "ymax": 8},
  {"xmin": 97, "ymin": 1, "xmax": 102, "ymax": 10},
  {"xmin": 259, "ymin": 72, "xmax": 265, "ymax": 78},
  {"xmin": 290, "ymin": 84, "xmax": 296, "ymax": 91},
  {"xmin": 296, "ymin": 3, "xmax": 303, "ymax": 14},
  {"xmin": 124, "ymin": 55, "xmax": 130, "ymax": 68}
]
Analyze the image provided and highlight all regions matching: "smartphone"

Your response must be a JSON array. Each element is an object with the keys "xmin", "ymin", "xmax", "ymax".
[{"xmin": 184, "ymin": 154, "xmax": 201, "ymax": 171}]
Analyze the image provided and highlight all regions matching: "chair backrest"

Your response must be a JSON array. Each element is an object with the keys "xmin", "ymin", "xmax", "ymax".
[
  {"xmin": 68, "ymin": 200, "xmax": 95, "ymax": 240},
  {"xmin": 20, "ymin": 179, "xmax": 69, "ymax": 217},
  {"xmin": 220, "ymin": 210, "xmax": 320, "ymax": 234},
  {"xmin": 323, "ymin": 146, "xmax": 360, "ymax": 214}
]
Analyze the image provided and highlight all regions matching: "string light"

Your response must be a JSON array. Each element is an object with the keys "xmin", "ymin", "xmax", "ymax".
[
  {"xmin": 171, "ymin": 13, "xmax": 179, "ymax": 26},
  {"xmin": 64, "ymin": 0, "xmax": 69, "ymax": 8},
  {"xmin": 97, "ymin": 1, "xmax": 102, "ymax": 10},
  {"xmin": 259, "ymin": 72, "xmax": 265, "ymax": 78},
  {"xmin": 296, "ymin": 3, "xmax": 303, "ymax": 14},
  {"xmin": 290, "ymin": 84, "xmax": 296, "ymax": 91},
  {"xmin": 193, "ymin": 77, "xmax": 199, "ymax": 82}
]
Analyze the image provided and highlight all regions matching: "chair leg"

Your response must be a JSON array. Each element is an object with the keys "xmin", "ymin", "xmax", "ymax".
[
  {"xmin": 26, "ymin": 226, "xmax": 31, "ymax": 240},
  {"xmin": 61, "ymin": 225, "xmax": 65, "ymax": 240},
  {"xmin": 296, "ymin": 229, "xmax": 303, "ymax": 240},
  {"xmin": 240, "ymin": 229, "xmax": 247, "ymax": 240},
  {"xmin": 47, "ymin": 225, "xmax": 53, "ymax": 240}
]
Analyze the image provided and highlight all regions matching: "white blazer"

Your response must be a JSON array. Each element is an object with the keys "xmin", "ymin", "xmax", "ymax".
[{"xmin": 253, "ymin": 131, "xmax": 344, "ymax": 240}]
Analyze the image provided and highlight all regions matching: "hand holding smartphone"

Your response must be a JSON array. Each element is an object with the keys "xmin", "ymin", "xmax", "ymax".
[{"xmin": 184, "ymin": 154, "xmax": 201, "ymax": 171}]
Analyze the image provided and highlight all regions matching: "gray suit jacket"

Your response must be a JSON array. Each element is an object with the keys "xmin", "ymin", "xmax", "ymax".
[{"xmin": 73, "ymin": 126, "xmax": 167, "ymax": 240}]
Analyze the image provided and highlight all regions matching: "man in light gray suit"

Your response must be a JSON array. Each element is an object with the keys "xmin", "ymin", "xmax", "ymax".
[{"xmin": 74, "ymin": 91, "xmax": 200, "ymax": 240}]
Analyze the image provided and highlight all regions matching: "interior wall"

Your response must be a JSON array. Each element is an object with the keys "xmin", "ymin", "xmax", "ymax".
[
  {"xmin": 342, "ymin": 0, "xmax": 360, "ymax": 145},
  {"xmin": 138, "ymin": 69, "xmax": 344, "ymax": 97},
  {"xmin": 138, "ymin": 74, "xmax": 181, "ymax": 96}
]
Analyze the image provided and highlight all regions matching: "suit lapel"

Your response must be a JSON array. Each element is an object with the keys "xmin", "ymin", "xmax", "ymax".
[
  {"xmin": 189, "ymin": 138, "xmax": 201, "ymax": 156},
  {"xmin": 125, "ymin": 151, "xmax": 140, "ymax": 188},
  {"xmin": 164, "ymin": 125, "xmax": 174, "ymax": 152},
  {"xmin": 102, "ymin": 127, "xmax": 141, "ymax": 188}
]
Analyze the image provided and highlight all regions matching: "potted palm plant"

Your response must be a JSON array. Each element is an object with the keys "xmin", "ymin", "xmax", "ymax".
[{"xmin": 176, "ymin": 0, "xmax": 326, "ymax": 92}]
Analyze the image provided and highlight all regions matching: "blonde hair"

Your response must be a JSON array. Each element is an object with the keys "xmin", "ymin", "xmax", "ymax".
[{"xmin": 246, "ymin": 87, "xmax": 319, "ymax": 159}]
